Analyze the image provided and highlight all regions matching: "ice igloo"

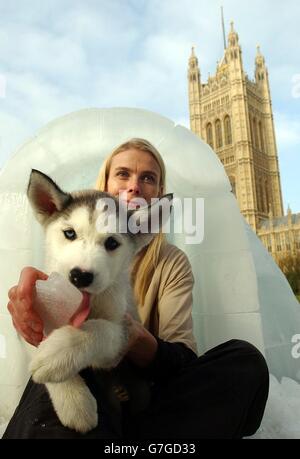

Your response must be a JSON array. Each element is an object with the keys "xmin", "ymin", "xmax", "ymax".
[{"xmin": 1, "ymin": 107, "xmax": 300, "ymax": 435}]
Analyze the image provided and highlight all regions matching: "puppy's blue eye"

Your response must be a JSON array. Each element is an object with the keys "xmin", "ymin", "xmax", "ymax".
[
  {"xmin": 63, "ymin": 229, "xmax": 77, "ymax": 241},
  {"xmin": 104, "ymin": 237, "xmax": 120, "ymax": 251}
]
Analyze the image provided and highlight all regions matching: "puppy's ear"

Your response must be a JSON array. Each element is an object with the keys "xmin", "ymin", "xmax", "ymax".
[
  {"xmin": 127, "ymin": 193, "xmax": 173, "ymax": 253},
  {"xmin": 27, "ymin": 169, "xmax": 72, "ymax": 226}
]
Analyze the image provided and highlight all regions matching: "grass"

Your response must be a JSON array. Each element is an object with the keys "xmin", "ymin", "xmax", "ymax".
[{"xmin": 297, "ymin": 295, "xmax": 300, "ymax": 303}]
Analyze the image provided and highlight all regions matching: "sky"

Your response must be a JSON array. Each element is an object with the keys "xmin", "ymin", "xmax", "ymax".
[{"xmin": 0, "ymin": 0, "xmax": 299, "ymax": 212}]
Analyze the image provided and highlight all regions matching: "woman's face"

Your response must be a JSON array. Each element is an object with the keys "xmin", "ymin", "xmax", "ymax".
[{"xmin": 106, "ymin": 148, "xmax": 162, "ymax": 204}]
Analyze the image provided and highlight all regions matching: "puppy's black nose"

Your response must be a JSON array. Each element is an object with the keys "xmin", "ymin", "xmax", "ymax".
[{"xmin": 69, "ymin": 268, "xmax": 94, "ymax": 288}]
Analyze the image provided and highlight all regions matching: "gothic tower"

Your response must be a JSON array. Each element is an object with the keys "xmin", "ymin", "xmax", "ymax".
[
  {"xmin": 188, "ymin": 22, "xmax": 284, "ymax": 232},
  {"xmin": 188, "ymin": 46, "xmax": 202, "ymax": 135}
]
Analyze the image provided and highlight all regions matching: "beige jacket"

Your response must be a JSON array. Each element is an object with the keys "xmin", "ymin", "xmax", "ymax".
[{"xmin": 137, "ymin": 242, "xmax": 198, "ymax": 355}]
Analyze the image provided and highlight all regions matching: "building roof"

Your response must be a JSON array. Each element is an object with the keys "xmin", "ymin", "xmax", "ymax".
[{"xmin": 259, "ymin": 213, "xmax": 300, "ymax": 231}]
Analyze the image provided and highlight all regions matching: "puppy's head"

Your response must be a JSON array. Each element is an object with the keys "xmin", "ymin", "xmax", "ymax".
[{"xmin": 27, "ymin": 169, "xmax": 173, "ymax": 294}]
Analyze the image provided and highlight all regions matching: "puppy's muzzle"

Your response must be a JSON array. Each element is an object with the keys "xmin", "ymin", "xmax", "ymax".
[{"xmin": 69, "ymin": 268, "xmax": 94, "ymax": 288}]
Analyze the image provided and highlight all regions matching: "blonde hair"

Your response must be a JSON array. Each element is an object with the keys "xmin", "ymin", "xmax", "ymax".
[{"xmin": 95, "ymin": 138, "xmax": 167, "ymax": 306}]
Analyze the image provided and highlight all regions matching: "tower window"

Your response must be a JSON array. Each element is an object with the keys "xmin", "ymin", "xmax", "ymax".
[
  {"xmin": 259, "ymin": 121, "xmax": 265, "ymax": 152},
  {"xmin": 224, "ymin": 115, "xmax": 232, "ymax": 145},
  {"xmin": 250, "ymin": 117, "xmax": 254, "ymax": 145},
  {"xmin": 206, "ymin": 123, "xmax": 214, "ymax": 149},
  {"xmin": 259, "ymin": 180, "xmax": 264, "ymax": 212},
  {"xmin": 253, "ymin": 118, "xmax": 259, "ymax": 149},
  {"xmin": 215, "ymin": 119, "xmax": 223, "ymax": 149},
  {"xmin": 265, "ymin": 180, "xmax": 270, "ymax": 213}
]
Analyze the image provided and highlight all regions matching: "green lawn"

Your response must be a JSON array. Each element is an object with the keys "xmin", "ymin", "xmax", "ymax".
[{"xmin": 297, "ymin": 295, "xmax": 300, "ymax": 303}]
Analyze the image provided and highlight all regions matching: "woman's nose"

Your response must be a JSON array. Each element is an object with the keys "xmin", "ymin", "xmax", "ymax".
[{"xmin": 127, "ymin": 180, "xmax": 140, "ymax": 194}]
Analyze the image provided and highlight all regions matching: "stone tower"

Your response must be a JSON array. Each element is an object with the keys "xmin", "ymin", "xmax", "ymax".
[{"xmin": 188, "ymin": 22, "xmax": 284, "ymax": 232}]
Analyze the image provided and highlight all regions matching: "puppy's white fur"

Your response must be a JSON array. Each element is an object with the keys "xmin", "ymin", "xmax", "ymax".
[{"xmin": 27, "ymin": 169, "xmax": 172, "ymax": 433}]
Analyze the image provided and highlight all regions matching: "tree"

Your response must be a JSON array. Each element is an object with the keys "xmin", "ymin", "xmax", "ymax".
[{"xmin": 278, "ymin": 253, "xmax": 300, "ymax": 296}]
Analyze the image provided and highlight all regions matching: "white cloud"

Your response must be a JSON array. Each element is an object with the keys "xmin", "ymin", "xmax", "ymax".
[
  {"xmin": 0, "ymin": 24, "xmax": 88, "ymax": 81},
  {"xmin": 0, "ymin": 0, "xmax": 299, "ymax": 208}
]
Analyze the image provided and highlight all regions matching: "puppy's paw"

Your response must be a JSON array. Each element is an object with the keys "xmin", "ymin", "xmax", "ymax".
[
  {"xmin": 30, "ymin": 330, "xmax": 81, "ymax": 383},
  {"xmin": 50, "ymin": 383, "xmax": 98, "ymax": 433}
]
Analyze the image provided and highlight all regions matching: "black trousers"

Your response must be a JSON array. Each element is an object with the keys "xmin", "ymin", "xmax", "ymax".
[{"xmin": 3, "ymin": 339, "xmax": 269, "ymax": 439}]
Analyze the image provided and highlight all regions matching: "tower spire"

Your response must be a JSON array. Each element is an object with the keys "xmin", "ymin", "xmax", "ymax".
[
  {"xmin": 221, "ymin": 6, "xmax": 226, "ymax": 50},
  {"xmin": 255, "ymin": 44, "xmax": 267, "ymax": 84},
  {"xmin": 188, "ymin": 46, "xmax": 201, "ymax": 137}
]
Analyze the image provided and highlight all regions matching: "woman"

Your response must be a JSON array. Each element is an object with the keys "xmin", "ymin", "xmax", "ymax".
[{"xmin": 4, "ymin": 138, "xmax": 269, "ymax": 439}]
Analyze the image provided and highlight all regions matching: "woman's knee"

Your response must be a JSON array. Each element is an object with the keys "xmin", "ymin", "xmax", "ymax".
[
  {"xmin": 225, "ymin": 340, "xmax": 269, "ymax": 382},
  {"xmin": 226, "ymin": 339, "xmax": 262, "ymax": 354}
]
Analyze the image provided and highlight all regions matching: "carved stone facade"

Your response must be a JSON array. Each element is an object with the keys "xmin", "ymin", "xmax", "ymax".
[
  {"xmin": 258, "ymin": 208, "xmax": 300, "ymax": 263},
  {"xmin": 188, "ymin": 22, "xmax": 299, "ymax": 262}
]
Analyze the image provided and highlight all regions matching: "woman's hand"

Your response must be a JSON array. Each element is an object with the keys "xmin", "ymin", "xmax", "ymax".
[
  {"xmin": 7, "ymin": 267, "xmax": 48, "ymax": 346},
  {"xmin": 124, "ymin": 313, "xmax": 158, "ymax": 368}
]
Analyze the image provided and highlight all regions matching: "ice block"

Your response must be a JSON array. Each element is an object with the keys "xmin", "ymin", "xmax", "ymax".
[{"xmin": 34, "ymin": 272, "xmax": 88, "ymax": 336}]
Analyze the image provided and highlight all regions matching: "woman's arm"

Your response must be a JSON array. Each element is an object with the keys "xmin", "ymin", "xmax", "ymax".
[
  {"xmin": 125, "ymin": 247, "xmax": 198, "ymax": 376},
  {"xmin": 156, "ymin": 246, "xmax": 197, "ymax": 353},
  {"xmin": 7, "ymin": 267, "xmax": 47, "ymax": 346},
  {"xmin": 125, "ymin": 314, "xmax": 158, "ymax": 367},
  {"xmin": 125, "ymin": 314, "xmax": 197, "ymax": 379}
]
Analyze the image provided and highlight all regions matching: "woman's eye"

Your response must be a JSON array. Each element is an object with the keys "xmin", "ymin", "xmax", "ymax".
[
  {"xmin": 104, "ymin": 236, "xmax": 121, "ymax": 251},
  {"xmin": 63, "ymin": 229, "xmax": 77, "ymax": 241},
  {"xmin": 142, "ymin": 175, "xmax": 155, "ymax": 183},
  {"xmin": 116, "ymin": 171, "xmax": 129, "ymax": 178}
]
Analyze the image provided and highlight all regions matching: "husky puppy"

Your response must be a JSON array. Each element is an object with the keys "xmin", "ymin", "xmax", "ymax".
[{"xmin": 27, "ymin": 169, "xmax": 172, "ymax": 433}]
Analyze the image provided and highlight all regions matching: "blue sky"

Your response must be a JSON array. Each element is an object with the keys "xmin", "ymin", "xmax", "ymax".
[{"xmin": 0, "ymin": 0, "xmax": 299, "ymax": 212}]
